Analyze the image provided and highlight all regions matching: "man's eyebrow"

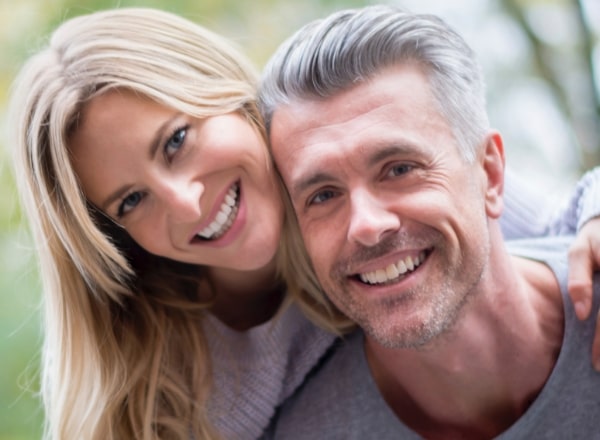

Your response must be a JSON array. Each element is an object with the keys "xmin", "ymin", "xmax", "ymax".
[
  {"xmin": 367, "ymin": 144, "xmax": 417, "ymax": 167},
  {"xmin": 289, "ymin": 144, "xmax": 418, "ymax": 198},
  {"xmin": 291, "ymin": 172, "xmax": 334, "ymax": 198},
  {"xmin": 99, "ymin": 114, "xmax": 181, "ymax": 212}
]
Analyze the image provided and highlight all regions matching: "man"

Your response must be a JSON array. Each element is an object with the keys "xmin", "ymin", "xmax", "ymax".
[{"xmin": 258, "ymin": 5, "xmax": 600, "ymax": 439}]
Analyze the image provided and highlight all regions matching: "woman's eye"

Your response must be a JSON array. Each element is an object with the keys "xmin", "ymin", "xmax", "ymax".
[
  {"xmin": 309, "ymin": 189, "xmax": 336, "ymax": 206},
  {"xmin": 164, "ymin": 126, "xmax": 187, "ymax": 159},
  {"xmin": 388, "ymin": 163, "xmax": 413, "ymax": 177},
  {"xmin": 117, "ymin": 191, "xmax": 144, "ymax": 218}
]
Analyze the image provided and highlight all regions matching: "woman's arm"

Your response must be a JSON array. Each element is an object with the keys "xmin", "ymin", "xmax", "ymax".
[{"xmin": 568, "ymin": 218, "xmax": 600, "ymax": 368}]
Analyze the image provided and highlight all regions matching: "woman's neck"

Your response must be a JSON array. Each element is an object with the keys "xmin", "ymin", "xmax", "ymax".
[{"xmin": 206, "ymin": 258, "xmax": 285, "ymax": 331}]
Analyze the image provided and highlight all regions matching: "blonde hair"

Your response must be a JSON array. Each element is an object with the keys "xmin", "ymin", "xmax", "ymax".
[{"xmin": 9, "ymin": 8, "xmax": 263, "ymax": 439}]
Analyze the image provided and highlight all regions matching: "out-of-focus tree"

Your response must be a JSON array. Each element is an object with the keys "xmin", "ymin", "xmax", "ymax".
[{"xmin": 504, "ymin": 0, "xmax": 600, "ymax": 170}]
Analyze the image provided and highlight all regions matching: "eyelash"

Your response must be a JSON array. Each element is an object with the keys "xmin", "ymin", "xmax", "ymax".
[
  {"xmin": 164, "ymin": 124, "xmax": 189, "ymax": 161},
  {"xmin": 116, "ymin": 191, "xmax": 145, "ymax": 218},
  {"xmin": 387, "ymin": 163, "xmax": 414, "ymax": 177},
  {"xmin": 307, "ymin": 188, "xmax": 338, "ymax": 206}
]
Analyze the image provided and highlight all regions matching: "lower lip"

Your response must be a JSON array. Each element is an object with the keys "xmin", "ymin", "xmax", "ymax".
[{"xmin": 196, "ymin": 185, "xmax": 247, "ymax": 248}]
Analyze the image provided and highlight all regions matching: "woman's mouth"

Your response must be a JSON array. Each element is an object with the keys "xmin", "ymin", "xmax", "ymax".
[{"xmin": 196, "ymin": 182, "xmax": 240, "ymax": 240}]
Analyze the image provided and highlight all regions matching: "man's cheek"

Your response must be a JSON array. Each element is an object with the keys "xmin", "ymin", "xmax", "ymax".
[{"xmin": 304, "ymin": 239, "xmax": 325, "ymax": 271}]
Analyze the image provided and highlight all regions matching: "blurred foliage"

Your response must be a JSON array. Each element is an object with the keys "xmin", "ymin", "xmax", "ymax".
[
  {"xmin": 0, "ymin": 0, "xmax": 598, "ymax": 439},
  {"xmin": 503, "ymin": 0, "xmax": 600, "ymax": 167}
]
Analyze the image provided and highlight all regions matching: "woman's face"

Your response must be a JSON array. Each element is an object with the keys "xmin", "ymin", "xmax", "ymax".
[{"xmin": 70, "ymin": 89, "xmax": 284, "ymax": 271}]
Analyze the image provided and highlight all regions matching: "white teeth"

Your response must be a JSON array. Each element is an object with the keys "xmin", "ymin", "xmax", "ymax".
[
  {"xmin": 225, "ymin": 193, "xmax": 236, "ymax": 206},
  {"xmin": 359, "ymin": 251, "xmax": 427, "ymax": 285},
  {"xmin": 406, "ymin": 256, "xmax": 414, "ymax": 271},
  {"xmin": 386, "ymin": 264, "xmax": 399, "ymax": 279},
  {"xmin": 397, "ymin": 260, "xmax": 407, "ymax": 274},
  {"xmin": 216, "ymin": 211, "xmax": 229, "ymax": 224},
  {"xmin": 197, "ymin": 183, "xmax": 239, "ymax": 240}
]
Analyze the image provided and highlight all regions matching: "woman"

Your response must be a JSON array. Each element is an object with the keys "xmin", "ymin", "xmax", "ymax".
[{"xmin": 8, "ymin": 7, "xmax": 600, "ymax": 440}]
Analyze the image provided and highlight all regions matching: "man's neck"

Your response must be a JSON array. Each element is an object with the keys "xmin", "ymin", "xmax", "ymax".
[{"xmin": 365, "ymin": 254, "xmax": 564, "ymax": 439}]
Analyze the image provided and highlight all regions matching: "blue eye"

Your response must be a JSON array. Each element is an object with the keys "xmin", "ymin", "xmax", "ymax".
[
  {"xmin": 309, "ymin": 189, "xmax": 337, "ymax": 205},
  {"xmin": 388, "ymin": 163, "xmax": 413, "ymax": 177},
  {"xmin": 117, "ymin": 191, "xmax": 144, "ymax": 218},
  {"xmin": 164, "ymin": 126, "xmax": 187, "ymax": 159}
]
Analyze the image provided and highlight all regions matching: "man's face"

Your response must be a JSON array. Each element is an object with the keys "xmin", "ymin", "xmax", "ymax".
[{"xmin": 270, "ymin": 64, "xmax": 500, "ymax": 348}]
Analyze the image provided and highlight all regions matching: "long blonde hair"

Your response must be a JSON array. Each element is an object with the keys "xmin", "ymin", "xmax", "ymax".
[{"xmin": 9, "ymin": 8, "xmax": 263, "ymax": 439}]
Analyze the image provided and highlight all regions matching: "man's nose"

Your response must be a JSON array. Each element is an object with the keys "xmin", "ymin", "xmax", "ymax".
[
  {"xmin": 158, "ymin": 179, "xmax": 204, "ymax": 223},
  {"xmin": 347, "ymin": 188, "xmax": 400, "ymax": 247}
]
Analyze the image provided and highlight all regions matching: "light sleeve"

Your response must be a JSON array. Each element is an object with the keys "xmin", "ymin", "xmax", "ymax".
[{"xmin": 501, "ymin": 167, "xmax": 600, "ymax": 239}]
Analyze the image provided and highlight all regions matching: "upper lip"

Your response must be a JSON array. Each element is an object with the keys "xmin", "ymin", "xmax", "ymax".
[{"xmin": 189, "ymin": 179, "xmax": 239, "ymax": 242}]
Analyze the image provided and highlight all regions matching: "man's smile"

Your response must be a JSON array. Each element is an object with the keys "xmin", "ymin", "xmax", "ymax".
[{"xmin": 355, "ymin": 249, "xmax": 431, "ymax": 286}]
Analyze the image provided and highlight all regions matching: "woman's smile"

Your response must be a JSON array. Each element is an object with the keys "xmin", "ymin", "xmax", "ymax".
[{"xmin": 194, "ymin": 181, "xmax": 240, "ymax": 241}]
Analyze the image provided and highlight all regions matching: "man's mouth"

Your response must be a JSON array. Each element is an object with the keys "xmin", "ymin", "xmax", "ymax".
[
  {"xmin": 356, "ymin": 250, "xmax": 429, "ymax": 285},
  {"xmin": 196, "ymin": 182, "xmax": 240, "ymax": 240}
]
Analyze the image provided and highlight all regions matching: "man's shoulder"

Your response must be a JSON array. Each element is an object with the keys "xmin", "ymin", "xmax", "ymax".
[
  {"xmin": 265, "ymin": 330, "xmax": 411, "ymax": 439},
  {"xmin": 270, "ymin": 330, "xmax": 364, "ymax": 435}
]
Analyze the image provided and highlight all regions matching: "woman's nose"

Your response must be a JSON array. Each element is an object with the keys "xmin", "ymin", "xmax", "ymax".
[{"xmin": 159, "ymin": 179, "xmax": 205, "ymax": 223}]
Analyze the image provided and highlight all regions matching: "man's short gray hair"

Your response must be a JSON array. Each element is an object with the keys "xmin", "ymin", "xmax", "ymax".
[{"xmin": 259, "ymin": 5, "xmax": 490, "ymax": 162}]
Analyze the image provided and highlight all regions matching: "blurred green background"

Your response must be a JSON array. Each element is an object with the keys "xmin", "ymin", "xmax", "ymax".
[{"xmin": 1, "ymin": 0, "xmax": 598, "ymax": 438}]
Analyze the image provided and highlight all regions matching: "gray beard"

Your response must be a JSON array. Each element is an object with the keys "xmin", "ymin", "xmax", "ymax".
[{"xmin": 362, "ymin": 275, "xmax": 476, "ymax": 350}]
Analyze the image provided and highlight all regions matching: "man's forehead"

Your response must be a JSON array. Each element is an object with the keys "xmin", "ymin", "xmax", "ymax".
[
  {"xmin": 269, "ymin": 102, "xmax": 322, "ymax": 168},
  {"xmin": 270, "ymin": 100, "xmax": 326, "ymax": 142},
  {"xmin": 269, "ymin": 68, "xmax": 430, "ymax": 148},
  {"xmin": 270, "ymin": 101, "xmax": 380, "ymax": 162},
  {"xmin": 268, "ymin": 64, "xmax": 447, "ymax": 180}
]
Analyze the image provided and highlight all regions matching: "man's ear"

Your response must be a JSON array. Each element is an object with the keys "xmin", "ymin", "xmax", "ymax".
[{"xmin": 481, "ymin": 131, "xmax": 505, "ymax": 219}]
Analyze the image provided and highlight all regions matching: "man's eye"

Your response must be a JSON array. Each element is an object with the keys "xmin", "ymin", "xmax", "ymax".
[
  {"xmin": 164, "ymin": 126, "xmax": 188, "ymax": 159},
  {"xmin": 117, "ymin": 191, "xmax": 144, "ymax": 218},
  {"xmin": 388, "ymin": 163, "xmax": 413, "ymax": 177},
  {"xmin": 309, "ymin": 189, "xmax": 336, "ymax": 205}
]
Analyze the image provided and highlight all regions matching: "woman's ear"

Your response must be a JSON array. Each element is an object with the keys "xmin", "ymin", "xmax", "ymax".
[{"xmin": 481, "ymin": 131, "xmax": 505, "ymax": 219}]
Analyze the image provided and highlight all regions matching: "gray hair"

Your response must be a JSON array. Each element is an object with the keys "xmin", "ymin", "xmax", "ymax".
[{"xmin": 259, "ymin": 4, "xmax": 490, "ymax": 162}]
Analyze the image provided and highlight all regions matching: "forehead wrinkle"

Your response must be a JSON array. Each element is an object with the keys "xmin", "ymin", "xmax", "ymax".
[{"xmin": 274, "ymin": 73, "xmax": 435, "ymax": 197}]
